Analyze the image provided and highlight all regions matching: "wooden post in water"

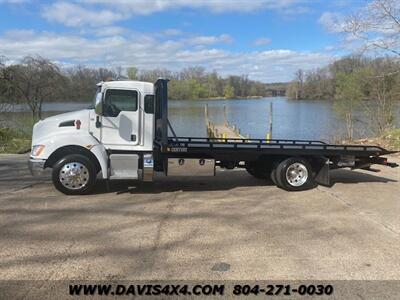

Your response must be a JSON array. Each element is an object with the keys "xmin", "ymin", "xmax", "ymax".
[
  {"xmin": 205, "ymin": 104, "xmax": 209, "ymax": 135},
  {"xmin": 223, "ymin": 106, "xmax": 228, "ymax": 126},
  {"xmin": 266, "ymin": 102, "xmax": 273, "ymax": 141},
  {"xmin": 205, "ymin": 104, "xmax": 209, "ymax": 125},
  {"xmin": 269, "ymin": 102, "xmax": 273, "ymax": 139}
]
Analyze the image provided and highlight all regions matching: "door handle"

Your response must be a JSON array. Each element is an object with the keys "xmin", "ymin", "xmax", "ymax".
[
  {"xmin": 131, "ymin": 134, "xmax": 136, "ymax": 142},
  {"xmin": 95, "ymin": 115, "xmax": 102, "ymax": 128}
]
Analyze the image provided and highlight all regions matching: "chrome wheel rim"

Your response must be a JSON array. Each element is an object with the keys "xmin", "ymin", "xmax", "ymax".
[
  {"xmin": 285, "ymin": 162, "xmax": 308, "ymax": 187},
  {"xmin": 59, "ymin": 162, "xmax": 89, "ymax": 190}
]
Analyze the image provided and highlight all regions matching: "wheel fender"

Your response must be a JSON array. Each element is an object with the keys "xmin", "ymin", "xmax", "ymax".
[
  {"xmin": 90, "ymin": 144, "xmax": 108, "ymax": 179},
  {"xmin": 314, "ymin": 157, "xmax": 330, "ymax": 186}
]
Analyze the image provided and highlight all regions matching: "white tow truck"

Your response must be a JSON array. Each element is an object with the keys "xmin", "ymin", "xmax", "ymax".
[{"xmin": 29, "ymin": 79, "xmax": 398, "ymax": 195}]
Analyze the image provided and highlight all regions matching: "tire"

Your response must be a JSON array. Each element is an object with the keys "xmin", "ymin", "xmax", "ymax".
[
  {"xmin": 275, "ymin": 157, "xmax": 314, "ymax": 191},
  {"xmin": 52, "ymin": 154, "xmax": 97, "ymax": 195},
  {"xmin": 270, "ymin": 167, "xmax": 278, "ymax": 186}
]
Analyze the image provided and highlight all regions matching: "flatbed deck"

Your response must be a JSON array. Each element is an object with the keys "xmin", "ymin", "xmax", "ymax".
[{"xmin": 160, "ymin": 137, "xmax": 395, "ymax": 158}]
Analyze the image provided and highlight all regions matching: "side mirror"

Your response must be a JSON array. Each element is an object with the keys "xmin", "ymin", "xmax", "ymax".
[{"xmin": 94, "ymin": 92, "xmax": 103, "ymax": 115}]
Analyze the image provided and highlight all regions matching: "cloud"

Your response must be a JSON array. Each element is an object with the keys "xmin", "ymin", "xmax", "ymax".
[
  {"xmin": 42, "ymin": 1, "xmax": 126, "ymax": 27},
  {"xmin": 163, "ymin": 29, "xmax": 183, "ymax": 36},
  {"xmin": 318, "ymin": 12, "xmax": 345, "ymax": 33},
  {"xmin": 3, "ymin": 29, "xmax": 35, "ymax": 39},
  {"xmin": 41, "ymin": 0, "xmax": 309, "ymax": 27},
  {"xmin": 324, "ymin": 45, "xmax": 336, "ymax": 52},
  {"xmin": 253, "ymin": 37, "xmax": 271, "ymax": 46},
  {"xmin": 187, "ymin": 34, "xmax": 233, "ymax": 46},
  {"xmin": 0, "ymin": 0, "xmax": 31, "ymax": 3},
  {"xmin": 91, "ymin": 26, "xmax": 128, "ymax": 37},
  {"xmin": 81, "ymin": 0, "xmax": 306, "ymax": 14},
  {"xmin": 0, "ymin": 29, "xmax": 333, "ymax": 82}
]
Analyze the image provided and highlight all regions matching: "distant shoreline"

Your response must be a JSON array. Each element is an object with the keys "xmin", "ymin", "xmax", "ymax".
[
  {"xmin": 188, "ymin": 95, "xmax": 266, "ymax": 101},
  {"xmin": 4, "ymin": 95, "xmax": 286, "ymax": 107}
]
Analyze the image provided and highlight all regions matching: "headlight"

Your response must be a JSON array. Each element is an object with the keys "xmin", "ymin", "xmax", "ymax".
[{"xmin": 31, "ymin": 145, "xmax": 45, "ymax": 157}]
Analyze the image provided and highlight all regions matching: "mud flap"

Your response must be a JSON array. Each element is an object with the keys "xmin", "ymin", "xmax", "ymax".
[{"xmin": 315, "ymin": 158, "xmax": 330, "ymax": 186}]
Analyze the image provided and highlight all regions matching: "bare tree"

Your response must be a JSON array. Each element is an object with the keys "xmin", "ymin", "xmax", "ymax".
[
  {"xmin": 127, "ymin": 66, "xmax": 138, "ymax": 80},
  {"xmin": 96, "ymin": 68, "xmax": 117, "ymax": 82},
  {"xmin": 344, "ymin": 0, "xmax": 400, "ymax": 57},
  {"xmin": 65, "ymin": 65, "xmax": 97, "ymax": 102},
  {"xmin": 287, "ymin": 69, "xmax": 305, "ymax": 100},
  {"xmin": 138, "ymin": 68, "xmax": 173, "ymax": 82},
  {"xmin": 0, "ymin": 57, "xmax": 14, "ymax": 116},
  {"xmin": 363, "ymin": 58, "xmax": 399, "ymax": 134},
  {"xmin": 334, "ymin": 69, "xmax": 367, "ymax": 140},
  {"xmin": 179, "ymin": 66, "xmax": 206, "ymax": 81},
  {"xmin": 114, "ymin": 66, "xmax": 128, "ymax": 80},
  {"xmin": 339, "ymin": 1, "xmax": 400, "ymax": 137},
  {"xmin": 9, "ymin": 56, "xmax": 64, "ymax": 120}
]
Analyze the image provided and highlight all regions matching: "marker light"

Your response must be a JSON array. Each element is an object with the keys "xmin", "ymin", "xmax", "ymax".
[
  {"xmin": 31, "ymin": 145, "xmax": 45, "ymax": 157},
  {"xmin": 75, "ymin": 119, "xmax": 81, "ymax": 129}
]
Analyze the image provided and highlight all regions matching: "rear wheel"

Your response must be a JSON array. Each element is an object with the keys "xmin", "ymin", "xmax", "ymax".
[
  {"xmin": 52, "ymin": 154, "xmax": 97, "ymax": 195},
  {"xmin": 275, "ymin": 157, "xmax": 314, "ymax": 191}
]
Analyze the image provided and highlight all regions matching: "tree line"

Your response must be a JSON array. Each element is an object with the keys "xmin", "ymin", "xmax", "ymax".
[
  {"xmin": 128, "ymin": 66, "xmax": 272, "ymax": 100},
  {"xmin": 0, "ymin": 57, "xmax": 278, "ymax": 120},
  {"xmin": 286, "ymin": 56, "xmax": 400, "ymax": 101},
  {"xmin": 286, "ymin": 56, "xmax": 400, "ymax": 139}
]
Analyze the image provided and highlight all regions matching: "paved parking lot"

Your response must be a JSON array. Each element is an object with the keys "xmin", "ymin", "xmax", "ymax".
[{"xmin": 0, "ymin": 154, "xmax": 399, "ymax": 280}]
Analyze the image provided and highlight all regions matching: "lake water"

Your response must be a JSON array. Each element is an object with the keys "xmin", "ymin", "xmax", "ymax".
[
  {"xmin": 7, "ymin": 98, "xmax": 400, "ymax": 142},
  {"xmin": 170, "ymin": 98, "xmax": 400, "ymax": 141}
]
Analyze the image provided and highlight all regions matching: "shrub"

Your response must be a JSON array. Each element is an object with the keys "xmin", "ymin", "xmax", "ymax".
[{"xmin": 0, "ymin": 127, "xmax": 31, "ymax": 154}]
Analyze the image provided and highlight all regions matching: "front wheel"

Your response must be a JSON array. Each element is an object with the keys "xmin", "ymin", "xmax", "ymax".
[
  {"xmin": 52, "ymin": 154, "xmax": 97, "ymax": 195},
  {"xmin": 275, "ymin": 157, "xmax": 315, "ymax": 191}
]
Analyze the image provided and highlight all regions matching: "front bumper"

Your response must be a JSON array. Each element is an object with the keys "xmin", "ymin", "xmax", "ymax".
[{"xmin": 28, "ymin": 158, "xmax": 46, "ymax": 176}]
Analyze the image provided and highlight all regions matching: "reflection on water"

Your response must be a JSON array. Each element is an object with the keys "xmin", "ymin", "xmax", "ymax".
[{"xmin": 4, "ymin": 98, "xmax": 400, "ymax": 142}]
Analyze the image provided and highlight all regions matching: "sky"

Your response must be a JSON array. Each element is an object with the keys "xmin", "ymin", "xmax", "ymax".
[{"xmin": 0, "ymin": 0, "xmax": 365, "ymax": 82}]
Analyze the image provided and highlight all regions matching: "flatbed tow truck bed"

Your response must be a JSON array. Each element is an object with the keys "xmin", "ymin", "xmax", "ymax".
[
  {"xmin": 154, "ymin": 136, "xmax": 398, "ymax": 189},
  {"xmin": 162, "ymin": 136, "xmax": 395, "ymax": 158}
]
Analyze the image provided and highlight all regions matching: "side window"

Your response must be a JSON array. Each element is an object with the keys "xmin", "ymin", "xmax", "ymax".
[
  {"xmin": 103, "ymin": 89, "xmax": 138, "ymax": 117},
  {"xmin": 144, "ymin": 95, "xmax": 154, "ymax": 114}
]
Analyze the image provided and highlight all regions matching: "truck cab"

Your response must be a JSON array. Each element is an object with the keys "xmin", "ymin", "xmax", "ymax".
[
  {"xmin": 91, "ymin": 80, "xmax": 155, "ymax": 151},
  {"xmin": 29, "ymin": 80, "xmax": 158, "ymax": 194}
]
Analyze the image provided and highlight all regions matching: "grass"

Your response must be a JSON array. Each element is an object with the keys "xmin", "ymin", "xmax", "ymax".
[
  {"xmin": 340, "ymin": 128, "xmax": 400, "ymax": 152},
  {"xmin": 381, "ymin": 128, "xmax": 400, "ymax": 150},
  {"xmin": 0, "ymin": 111, "xmax": 59, "ymax": 154},
  {"xmin": 0, "ymin": 127, "xmax": 31, "ymax": 154}
]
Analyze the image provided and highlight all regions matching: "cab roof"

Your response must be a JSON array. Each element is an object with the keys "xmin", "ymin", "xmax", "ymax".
[{"xmin": 98, "ymin": 80, "xmax": 154, "ymax": 94}]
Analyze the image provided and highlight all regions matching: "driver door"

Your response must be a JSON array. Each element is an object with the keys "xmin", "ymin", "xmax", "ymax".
[{"xmin": 100, "ymin": 88, "xmax": 140, "ymax": 148}]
